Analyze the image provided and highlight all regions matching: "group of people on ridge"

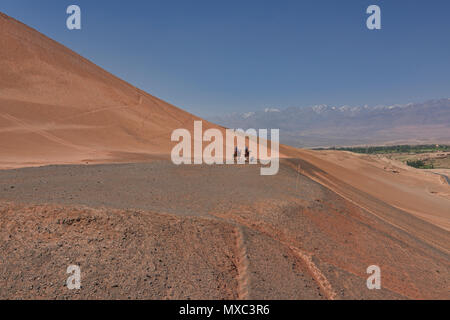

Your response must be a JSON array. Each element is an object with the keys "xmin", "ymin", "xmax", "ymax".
[{"xmin": 234, "ymin": 146, "xmax": 250, "ymax": 162}]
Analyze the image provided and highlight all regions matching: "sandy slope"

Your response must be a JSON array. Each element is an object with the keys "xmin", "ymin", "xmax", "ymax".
[
  {"xmin": 0, "ymin": 12, "xmax": 449, "ymax": 299},
  {"xmin": 0, "ymin": 12, "xmax": 225, "ymax": 169},
  {"xmin": 275, "ymin": 147, "xmax": 450, "ymax": 232},
  {"xmin": 317, "ymin": 151, "xmax": 448, "ymax": 230}
]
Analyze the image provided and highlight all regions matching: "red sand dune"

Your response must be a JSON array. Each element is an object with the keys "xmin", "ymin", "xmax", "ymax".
[
  {"xmin": 0, "ymin": 12, "xmax": 226, "ymax": 169},
  {"xmin": 0, "ymin": 12, "xmax": 449, "ymax": 300}
]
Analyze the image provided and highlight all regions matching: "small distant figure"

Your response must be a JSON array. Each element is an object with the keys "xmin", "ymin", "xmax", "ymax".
[
  {"xmin": 245, "ymin": 146, "xmax": 250, "ymax": 162},
  {"xmin": 233, "ymin": 147, "xmax": 251, "ymax": 163}
]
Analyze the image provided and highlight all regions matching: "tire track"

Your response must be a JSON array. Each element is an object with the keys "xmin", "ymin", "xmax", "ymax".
[
  {"xmin": 59, "ymin": 104, "xmax": 131, "ymax": 121},
  {"xmin": 0, "ymin": 112, "xmax": 93, "ymax": 152},
  {"xmin": 288, "ymin": 246, "xmax": 337, "ymax": 300},
  {"xmin": 210, "ymin": 212, "xmax": 337, "ymax": 300},
  {"xmin": 234, "ymin": 227, "xmax": 250, "ymax": 300},
  {"xmin": 59, "ymin": 95, "xmax": 143, "ymax": 122}
]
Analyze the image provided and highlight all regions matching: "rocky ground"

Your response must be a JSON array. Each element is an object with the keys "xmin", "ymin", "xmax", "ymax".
[{"xmin": 0, "ymin": 160, "xmax": 448, "ymax": 299}]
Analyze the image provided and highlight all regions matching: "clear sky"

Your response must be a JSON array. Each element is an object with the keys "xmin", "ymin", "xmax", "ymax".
[{"xmin": 1, "ymin": 0, "xmax": 449, "ymax": 117}]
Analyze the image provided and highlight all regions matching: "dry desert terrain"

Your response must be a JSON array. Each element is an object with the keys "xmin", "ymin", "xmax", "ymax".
[{"xmin": 0, "ymin": 12, "xmax": 449, "ymax": 300}]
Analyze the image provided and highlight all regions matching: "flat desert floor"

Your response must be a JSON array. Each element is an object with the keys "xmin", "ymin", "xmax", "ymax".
[{"xmin": 0, "ymin": 159, "xmax": 449, "ymax": 299}]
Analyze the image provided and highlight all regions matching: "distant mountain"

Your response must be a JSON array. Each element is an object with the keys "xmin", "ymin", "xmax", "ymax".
[{"xmin": 208, "ymin": 99, "xmax": 450, "ymax": 148}]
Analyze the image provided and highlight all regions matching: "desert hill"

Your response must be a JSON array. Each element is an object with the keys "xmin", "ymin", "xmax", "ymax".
[{"xmin": 0, "ymin": 12, "xmax": 224, "ymax": 169}]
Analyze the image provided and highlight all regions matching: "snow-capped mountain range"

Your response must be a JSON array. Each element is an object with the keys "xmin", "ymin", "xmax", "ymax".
[{"xmin": 208, "ymin": 99, "xmax": 450, "ymax": 148}]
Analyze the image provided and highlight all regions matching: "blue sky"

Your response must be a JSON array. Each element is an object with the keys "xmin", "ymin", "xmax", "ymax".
[{"xmin": 1, "ymin": 0, "xmax": 449, "ymax": 117}]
